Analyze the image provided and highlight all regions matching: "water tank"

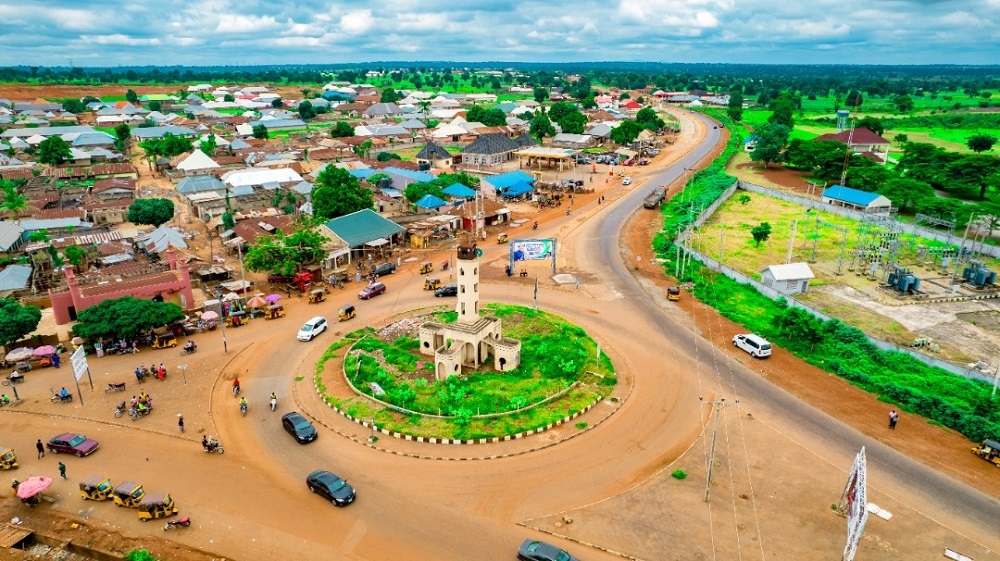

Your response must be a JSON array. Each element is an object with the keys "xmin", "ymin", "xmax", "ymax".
[
  {"xmin": 378, "ymin": 177, "xmax": 391, "ymax": 190},
  {"xmin": 836, "ymin": 110, "xmax": 850, "ymax": 131}
]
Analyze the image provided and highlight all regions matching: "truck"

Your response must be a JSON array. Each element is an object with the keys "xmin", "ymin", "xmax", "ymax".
[{"xmin": 643, "ymin": 187, "xmax": 666, "ymax": 209}]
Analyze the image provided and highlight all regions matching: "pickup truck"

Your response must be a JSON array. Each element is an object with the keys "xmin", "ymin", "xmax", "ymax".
[{"xmin": 643, "ymin": 187, "xmax": 666, "ymax": 209}]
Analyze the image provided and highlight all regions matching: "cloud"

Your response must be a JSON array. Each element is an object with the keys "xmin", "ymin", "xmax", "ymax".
[{"xmin": 339, "ymin": 9, "xmax": 374, "ymax": 35}]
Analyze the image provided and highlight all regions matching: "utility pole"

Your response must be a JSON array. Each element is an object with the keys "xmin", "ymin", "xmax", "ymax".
[
  {"xmin": 702, "ymin": 397, "xmax": 739, "ymax": 502},
  {"xmin": 951, "ymin": 214, "xmax": 973, "ymax": 291},
  {"xmin": 786, "ymin": 220, "xmax": 798, "ymax": 264}
]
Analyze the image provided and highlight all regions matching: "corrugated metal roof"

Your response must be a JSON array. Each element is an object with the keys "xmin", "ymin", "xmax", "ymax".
[
  {"xmin": 0, "ymin": 221, "xmax": 24, "ymax": 251},
  {"xmin": 0, "ymin": 264, "xmax": 32, "ymax": 291},
  {"xmin": 761, "ymin": 262, "xmax": 815, "ymax": 281},
  {"xmin": 324, "ymin": 208, "xmax": 404, "ymax": 248},
  {"xmin": 822, "ymin": 185, "xmax": 885, "ymax": 207}
]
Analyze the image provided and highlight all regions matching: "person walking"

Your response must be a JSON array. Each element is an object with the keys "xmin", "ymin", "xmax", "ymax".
[
  {"xmin": 36, "ymin": 439, "xmax": 45, "ymax": 459},
  {"xmin": 177, "ymin": 414, "xmax": 185, "ymax": 433},
  {"xmin": 58, "ymin": 462, "xmax": 67, "ymax": 479},
  {"xmin": 888, "ymin": 410, "xmax": 898, "ymax": 430}
]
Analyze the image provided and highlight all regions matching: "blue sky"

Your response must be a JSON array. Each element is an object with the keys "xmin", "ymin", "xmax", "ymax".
[{"xmin": 2, "ymin": 0, "xmax": 998, "ymax": 66}]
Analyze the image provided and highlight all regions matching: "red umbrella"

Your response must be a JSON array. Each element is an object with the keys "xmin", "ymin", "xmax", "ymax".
[
  {"xmin": 16, "ymin": 475, "xmax": 53, "ymax": 499},
  {"xmin": 246, "ymin": 295, "xmax": 268, "ymax": 308},
  {"xmin": 33, "ymin": 345, "xmax": 57, "ymax": 357}
]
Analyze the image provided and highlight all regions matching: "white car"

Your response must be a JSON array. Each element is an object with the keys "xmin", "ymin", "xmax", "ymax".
[
  {"xmin": 732, "ymin": 334, "xmax": 772, "ymax": 358},
  {"xmin": 622, "ymin": 177, "xmax": 633, "ymax": 185},
  {"xmin": 297, "ymin": 316, "xmax": 328, "ymax": 342}
]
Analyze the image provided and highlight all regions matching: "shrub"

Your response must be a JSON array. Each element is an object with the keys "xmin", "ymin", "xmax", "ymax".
[{"xmin": 671, "ymin": 470, "xmax": 688, "ymax": 480}]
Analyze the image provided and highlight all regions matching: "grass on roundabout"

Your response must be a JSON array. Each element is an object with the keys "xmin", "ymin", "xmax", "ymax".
[{"xmin": 314, "ymin": 303, "xmax": 617, "ymax": 440}]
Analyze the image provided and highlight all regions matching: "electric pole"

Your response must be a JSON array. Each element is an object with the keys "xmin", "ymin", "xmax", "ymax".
[{"xmin": 703, "ymin": 397, "xmax": 739, "ymax": 502}]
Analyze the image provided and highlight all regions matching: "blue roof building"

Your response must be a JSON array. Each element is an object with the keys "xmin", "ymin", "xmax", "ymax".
[
  {"xmin": 482, "ymin": 170, "xmax": 535, "ymax": 191},
  {"xmin": 442, "ymin": 183, "xmax": 476, "ymax": 198},
  {"xmin": 821, "ymin": 185, "xmax": 892, "ymax": 212},
  {"xmin": 415, "ymin": 194, "xmax": 448, "ymax": 210}
]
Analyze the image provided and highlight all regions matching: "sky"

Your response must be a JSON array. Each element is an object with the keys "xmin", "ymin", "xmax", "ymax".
[{"xmin": 1, "ymin": 0, "xmax": 999, "ymax": 67}]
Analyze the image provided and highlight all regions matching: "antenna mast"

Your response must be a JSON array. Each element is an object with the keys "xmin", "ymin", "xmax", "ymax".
[{"xmin": 840, "ymin": 94, "xmax": 862, "ymax": 185}]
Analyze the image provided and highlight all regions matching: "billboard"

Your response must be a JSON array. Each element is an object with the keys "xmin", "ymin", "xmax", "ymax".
[
  {"xmin": 841, "ymin": 446, "xmax": 869, "ymax": 561},
  {"xmin": 511, "ymin": 239, "xmax": 555, "ymax": 262}
]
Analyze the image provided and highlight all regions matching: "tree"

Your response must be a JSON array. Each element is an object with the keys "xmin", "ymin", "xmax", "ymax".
[
  {"xmin": 64, "ymin": 245, "xmax": 87, "ymax": 268},
  {"xmin": 330, "ymin": 121, "xmax": 355, "ymax": 138},
  {"xmin": 252, "ymin": 124, "xmax": 269, "ymax": 139},
  {"xmin": 967, "ymin": 134, "xmax": 998, "ymax": 153},
  {"xmin": 775, "ymin": 307, "xmax": 825, "ymax": 351},
  {"xmin": 114, "ymin": 123, "xmax": 132, "ymax": 152},
  {"xmin": 200, "ymin": 134, "xmax": 218, "ymax": 156},
  {"xmin": 875, "ymin": 178, "xmax": 933, "ymax": 212},
  {"xmin": 465, "ymin": 106, "xmax": 507, "ymax": 127},
  {"xmin": 127, "ymin": 198, "xmax": 175, "ymax": 227},
  {"xmin": 845, "ymin": 90, "xmax": 863, "ymax": 109},
  {"xmin": 891, "ymin": 94, "xmax": 914, "ymax": 113},
  {"xmin": 529, "ymin": 113, "xmax": 555, "ymax": 142},
  {"xmin": 311, "ymin": 166, "xmax": 374, "ymax": 220},
  {"xmin": 727, "ymin": 88, "xmax": 744, "ymax": 121},
  {"xmin": 147, "ymin": 100, "xmax": 162, "ymax": 112},
  {"xmin": 221, "ymin": 211, "xmax": 235, "ymax": 231},
  {"xmin": 404, "ymin": 182, "xmax": 447, "ymax": 205},
  {"xmin": 62, "ymin": 98, "xmax": 85, "ymax": 113},
  {"xmin": 767, "ymin": 93, "xmax": 795, "ymax": 128},
  {"xmin": 856, "ymin": 116, "xmax": 884, "ymax": 137},
  {"xmin": 298, "ymin": 100, "xmax": 316, "ymax": 120},
  {"xmin": 0, "ymin": 298, "xmax": 41, "ymax": 349},
  {"xmin": 352, "ymin": 140, "xmax": 373, "ymax": 159},
  {"xmin": 73, "ymin": 296, "xmax": 185, "ymax": 341},
  {"xmin": 750, "ymin": 123, "xmax": 790, "ymax": 168},
  {"xmin": 37, "ymin": 136, "xmax": 72, "ymax": 165},
  {"xmin": 532, "ymin": 87, "xmax": 549, "ymax": 103},
  {"xmin": 947, "ymin": 155, "xmax": 1000, "ymax": 199},
  {"xmin": 271, "ymin": 98, "xmax": 284, "ymax": 109},
  {"xmin": 894, "ymin": 133, "xmax": 909, "ymax": 145},
  {"xmin": 125, "ymin": 89, "xmax": 138, "ymax": 104},
  {"xmin": 380, "ymin": 88, "xmax": 399, "ymax": 103},
  {"xmin": 610, "ymin": 120, "xmax": 644, "ymax": 145},
  {"xmin": 245, "ymin": 228, "xmax": 326, "ymax": 276},
  {"xmin": 224, "ymin": 94, "xmax": 235, "ymax": 102},
  {"xmin": 636, "ymin": 107, "xmax": 665, "ymax": 131},
  {"xmin": 1, "ymin": 181, "xmax": 28, "ymax": 219},
  {"xmin": 751, "ymin": 222, "xmax": 772, "ymax": 247}
]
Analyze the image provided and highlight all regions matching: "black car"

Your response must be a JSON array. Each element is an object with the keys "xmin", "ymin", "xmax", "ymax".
[
  {"xmin": 372, "ymin": 262, "xmax": 396, "ymax": 276},
  {"xmin": 517, "ymin": 539, "xmax": 578, "ymax": 561},
  {"xmin": 281, "ymin": 411, "xmax": 318, "ymax": 444},
  {"xmin": 306, "ymin": 469, "xmax": 356, "ymax": 506},
  {"xmin": 434, "ymin": 284, "xmax": 458, "ymax": 297}
]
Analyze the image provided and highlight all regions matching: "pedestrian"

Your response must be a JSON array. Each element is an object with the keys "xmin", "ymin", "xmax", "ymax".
[
  {"xmin": 888, "ymin": 410, "xmax": 898, "ymax": 430},
  {"xmin": 355, "ymin": 272, "xmax": 361, "ymax": 284},
  {"xmin": 58, "ymin": 462, "xmax": 66, "ymax": 479},
  {"xmin": 397, "ymin": 256, "xmax": 401, "ymax": 268},
  {"xmin": 158, "ymin": 363, "xmax": 166, "ymax": 380},
  {"xmin": 177, "ymin": 414, "xmax": 185, "ymax": 433},
  {"xmin": 575, "ymin": 280, "xmax": 580, "ymax": 290},
  {"xmin": 51, "ymin": 353, "xmax": 60, "ymax": 368},
  {"xmin": 36, "ymin": 439, "xmax": 44, "ymax": 459}
]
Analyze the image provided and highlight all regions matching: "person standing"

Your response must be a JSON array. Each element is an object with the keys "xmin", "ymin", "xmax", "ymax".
[
  {"xmin": 888, "ymin": 410, "xmax": 898, "ymax": 430},
  {"xmin": 177, "ymin": 414, "xmax": 185, "ymax": 433},
  {"xmin": 36, "ymin": 439, "xmax": 45, "ymax": 459},
  {"xmin": 58, "ymin": 462, "xmax": 67, "ymax": 479}
]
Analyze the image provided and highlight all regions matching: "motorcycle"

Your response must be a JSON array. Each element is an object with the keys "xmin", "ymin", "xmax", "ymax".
[
  {"xmin": 441, "ymin": 260, "xmax": 449, "ymax": 271},
  {"xmin": 532, "ymin": 221, "xmax": 538, "ymax": 230},
  {"xmin": 1, "ymin": 372, "xmax": 24, "ymax": 386},
  {"xmin": 105, "ymin": 382, "xmax": 126, "ymax": 393},
  {"xmin": 114, "ymin": 401, "xmax": 127, "ymax": 418},
  {"xmin": 50, "ymin": 389, "xmax": 73, "ymax": 403},
  {"xmin": 269, "ymin": 397, "xmax": 277, "ymax": 412},
  {"xmin": 202, "ymin": 441, "xmax": 224, "ymax": 454},
  {"xmin": 164, "ymin": 517, "xmax": 191, "ymax": 530},
  {"xmin": 240, "ymin": 402, "xmax": 247, "ymax": 416},
  {"xmin": 180, "ymin": 344, "xmax": 197, "ymax": 356},
  {"xmin": 129, "ymin": 402, "xmax": 152, "ymax": 420}
]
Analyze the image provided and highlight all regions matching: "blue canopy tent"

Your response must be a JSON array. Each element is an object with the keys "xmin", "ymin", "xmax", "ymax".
[
  {"xmin": 415, "ymin": 194, "xmax": 448, "ymax": 210},
  {"xmin": 499, "ymin": 181, "xmax": 535, "ymax": 199},
  {"xmin": 442, "ymin": 183, "xmax": 476, "ymax": 198}
]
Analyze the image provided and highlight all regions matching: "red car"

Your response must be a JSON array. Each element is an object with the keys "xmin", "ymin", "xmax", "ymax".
[
  {"xmin": 47, "ymin": 433, "xmax": 100, "ymax": 457},
  {"xmin": 358, "ymin": 282, "xmax": 386, "ymax": 300}
]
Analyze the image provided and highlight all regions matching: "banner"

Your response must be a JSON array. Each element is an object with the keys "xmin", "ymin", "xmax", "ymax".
[
  {"xmin": 842, "ymin": 446, "xmax": 869, "ymax": 561},
  {"xmin": 511, "ymin": 239, "xmax": 554, "ymax": 262}
]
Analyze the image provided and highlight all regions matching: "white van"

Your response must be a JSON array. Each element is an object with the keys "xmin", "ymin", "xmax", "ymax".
[{"xmin": 732, "ymin": 334, "xmax": 772, "ymax": 358}]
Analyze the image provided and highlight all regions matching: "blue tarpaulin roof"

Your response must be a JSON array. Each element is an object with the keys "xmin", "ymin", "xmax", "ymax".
[
  {"xmin": 415, "ymin": 194, "xmax": 447, "ymax": 209},
  {"xmin": 500, "ymin": 181, "xmax": 535, "ymax": 197},
  {"xmin": 485, "ymin": 170, "xmax": 535, "ymax": 189},
  {"xmin": 349, "ymin": 168, "xmax": 376, "ymax": 179},
  {"xmin": 442, "ymin": 183, "xmax": 476, "ymax": 198},
  {"xmin": 822, "ymin": 184, "xmax": 884, "ymax": 206}
]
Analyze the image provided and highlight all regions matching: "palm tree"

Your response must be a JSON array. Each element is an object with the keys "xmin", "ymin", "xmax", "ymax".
[
  {"xmin": 137, "ymin": 139, "xmax": 160, "ymax": 172},
  {"xmin": 0, "ymin": 181, "xmax": 28, "ymax": 220},
  {"xmin": 418, "ymin": 100, "xmax": 431, "ymax": 120}
]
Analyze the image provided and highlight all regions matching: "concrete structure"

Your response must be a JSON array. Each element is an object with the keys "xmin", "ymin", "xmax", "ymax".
[
  {"xmin": 760, "ymin": 262, "xmax": 815, "ymax": 295},
  {"xmin": 419, "ymin": 243, "xmax": 521, "ymax": 380},
  {"xmin": 821, "ymin": 185, "xmax": 892, "ymax": 213}
]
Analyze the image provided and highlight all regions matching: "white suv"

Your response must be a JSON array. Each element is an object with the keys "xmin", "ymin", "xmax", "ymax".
[
  {"xmin": 732, "ymin": 334, "xmax": 772, "ymax": 358},
  {"xmin": 298, "ymin": 316, "xmax": 328, "ymax": 342}
]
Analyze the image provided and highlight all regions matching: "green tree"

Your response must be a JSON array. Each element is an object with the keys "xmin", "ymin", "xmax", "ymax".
[
  {"xmin": 380, "ymin": 88, "xmax": 399, "ymax": 103},
  {"xmin": 200, "ymin": 134, "xmax": 218, "ymax": 156},
  {"xmin": 147, "ymin": 100, "xmax": 162, "ymax": 112},
  {"xmin": 894, "ymin": 133, "xmax": 909, "ymax": 145},
  {"xmin": 529, "ymin": 113, "xmax": 556, "ymax": 142},
  {"xmin": 878, "ymin": 178, "xmax": 935, "ymax": 212},
  {"xmin": 221, "ymin": 211, "xmax": 235, "ymax": 231},
  {"xmin": 465, "ymin": 106, "xmax": 507, "ymax": 127},
  {"xmin": 727, "ymin": 87, "xmax": 744, "ymax": 121},
  {"xmin": 298, "ymin": 100, "xmax": 316, "ymax": 120},
  {"xmin": 767, "ymin": 93, "xmax": 795, "ymax": 128},
  {"xmin": 125, "ymin": 89, "xmax": 138, "ymax": 104},
  {"xmin": 330, "ymin": 121, "xmax": 355, "ymax": 138},
  {"xmin": 856, "ymin": 116, "xmax": 884, "ymax": 137},
  {"xmin": 0, "ymin": 297, "xmax": 42, "ymax": 349},
  {"xmin": 891, "ymin": 94, "xmax": 914, "ymax": 113},
  {"xmin": 73, "ymin": 296, "xmax": 185, "ymax": 341},
  {"xmin": 37, "ymin": 136, "xmax": 72, "ymax": 165},
  {"xmin": 775, "ymin": 307, "xmax": 825, "ymax": 351},
  {"xmin": 224, "ymin": 94, "xmax": 235, "ymax": 102},
  {"xmin": 533, "ymin": 87, "xmax": 549, "ymax": 104},
  {"xmin": 127, "ymin": 198, "xmax": 175, "ymax": 226},
  {"xmin": 271, "ymin": 98, "xmax": 284, "ymax": 109},
  {"xmin": 62, "ymin": 98, "xmax": 86, "ymax": 113},
  {"xmin": 636, "ymin": 107, "xmax": 665, "ymax": 131},
  {"xmin": 404, "ymin": 182, "xmax": 447, "ymax": 205},
  {"xmin": 156, "ymin": 133, "xmax": 193, "ymax": 157},
  {"xmin": 114, "ymin": 123, "xmax": 131, "ymax": 152},
  {"xmin": 352, "ymin": 140, "xmax": 373, "ymax": 159},
  {"xmin": 1, "ymin": 181, "xmax": 28, "ymax": 219},
  {"xmin": 245, "ymin": 228, "xmax": 326, "ymax": 276},
  {"xmin": 967, "ymin": 134, "xmax": 998, "ymax": 153},
  {"xmin": 751, "ymin": 222, "xmax": 772, "ymax": 247},
  {"xmin": 609, "ymin": 120, "xmax": 644, "ymax": 145},
  {"xmin": 750, "ymin": 123, "xmax": 790, "ymax": 168},
  {"xmin": 64, "ymin": 245, "xmax": 87, "ymax": 268},
  {"xmin": 312, "ymin": 166, "xmax": 374, "ymax": 220},
  {"xmin": 252, "ymin": 124, "xmax": 269, "ymax": 139},
  {"xmin": 845, "ymin": 90, "xmax": 863, "ymax": 109},
  {"xmin": 947, "ymin": 155, "xmax": 1000, "ymax": 199}
]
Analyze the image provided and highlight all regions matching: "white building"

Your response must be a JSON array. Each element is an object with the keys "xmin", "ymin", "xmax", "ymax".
[{"xmin": 760, "ymin": 263, "xmax": 815, "ymax": 295}]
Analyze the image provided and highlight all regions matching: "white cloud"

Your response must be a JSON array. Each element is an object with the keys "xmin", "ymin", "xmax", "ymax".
[
  {"xmin": 340, "ymin": 9, "xmax": 374, "ymax": 35},
  {"xmin": 216, "ymin": 14, "xmax": 280, "ymax": 33}
]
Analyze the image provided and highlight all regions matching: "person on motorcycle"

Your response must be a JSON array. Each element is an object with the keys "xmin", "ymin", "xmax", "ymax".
[
  {"xmin": 0, "ymin": 394, "xmax": 10, "ymax": 405},
  {"xmin": 184, "ymin": 341, "xmax": 196, "ymax": 352},
  {"xmin": 239, "ymin": 397, "xmax": 248, "ymax": 413},
  {"xmin": 137, "ymin": 401, "xmax": 148, "ymax": 415},
  {"xmin": 202, "ymin": 435, "xmax": 209, "ymax": 449},
  {"xmin": 130, "ymin": 395, "xmax": 139, "ymax": 408},
  {"xmin": 269, "ymin": 392, "xmax": 277, "ymax": 410},
  {"xmin": 59, "ymin": 387, "xmax": 70, "ymax": 399},
  {"xmin": 532, "ymin": 221, "xmax": 538, "ymax": 230},
  {"xmin": 232, "ymin": 377, "xmax": 240, "ymax": 395}
]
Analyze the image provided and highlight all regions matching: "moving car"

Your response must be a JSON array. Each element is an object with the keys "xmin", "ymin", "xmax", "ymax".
[
  {"xmin": 297, "ymin": 316, "xmax": 328, "ymax": 342},
  {"xmin": 358, "ymin": 282, "xmax": 386, "ymax": 300},
  {"xmin": 372, "ymin": 262, "xmax": 396, "ymax": 276},
  {"xmin": 732, "ymin": 333, "xmax": 772, "ymax": 358},
  {"xmin": 47, "ymin": 433, "xmax": 100, "ymax": 457},
  {"xmin": 517, "ymin": 539, "xmax": 579, "ymax": 561},
  {"xmin": 306, "ymin": 469, "xmax": 356, "ymax": 506},
  {"xmin": 282, "ymin": 411, "xmax": 318, "ymax": 444},
  {"xmin": 622, "ymin": 176, "xmax": 633, "ymax": 185},
  {"xmin": 434, "ymin": 284, "xmax": 458, "ymax": 297}
]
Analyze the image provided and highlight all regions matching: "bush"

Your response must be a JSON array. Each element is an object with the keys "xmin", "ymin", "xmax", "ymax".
[{"xmin": 671, "ymin": 470, "xmax": 687, "ymax": 480}]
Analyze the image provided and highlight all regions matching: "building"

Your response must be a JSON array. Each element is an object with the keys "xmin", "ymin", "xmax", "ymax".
[
  {"xmin": 760, "ymin": 263, "xmax": 815, "ymax": 295},
  {"xmin": 322, "ymin": 208, "xmax": 405, "ymax": 258},
  {"xmin": 821, "ymin": 185, "xmax": 892, "ymax": 213},
  {"xmin": 460, "ymin": 133, "xmax": 521, "ymax": 167},
  {"xmin": 418, "ymin": 243, "xmax": 521, "ymax": 380},
  {"xmin": 481, "ymin": 170, "xmax": 536, "ymax": 200},
  {"xmin": 415, "ymin": 142, "xmax": 454, "ymax": 170},
  {"xmin": 550, "ymin": 133, "xmax": 596, "ymax": 149},
  {"xmin": 813, "ymin": 128, "xmax": 891, "ymax": 163}
]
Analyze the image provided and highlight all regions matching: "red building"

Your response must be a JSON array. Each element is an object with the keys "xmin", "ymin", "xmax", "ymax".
[{"xmin": 48, "ymin": 246, "xmax": 195, "ymax": 325}]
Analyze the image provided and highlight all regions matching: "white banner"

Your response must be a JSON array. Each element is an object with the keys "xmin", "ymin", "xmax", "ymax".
[
  {"xmin": 70, "ymin": 346, "xmax": 88, "ymax": 381},
  {"xmin": 842, "ymin": 446, "xmax": 869, "ymax": 561}
]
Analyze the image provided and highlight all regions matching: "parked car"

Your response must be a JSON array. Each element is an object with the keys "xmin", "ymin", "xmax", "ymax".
[
  {"xmin": 306, "ymin": 469, "xmax": 356, "ymax": 506},
  {"xmin": 267, "ymin": 274, "xmax": 293, "ymax": 284},
  {"xmin": 358, "ymin": 282, "xmax": 387, "ymax": 300},
  {"xmin": 47, "ymin": 433, "xmax": 100, "ymax": 457},
  {"xmin": 732, "ymin": 333, "xmax": 772, "ymax": 358},
  {"xmin": 372, "ymin": 262, "xmax": 396, "ymax": 276},
  {"xmin": 281, "ymin": 412, "xmax": 318, "ymax": 444},
  {"xmin": 517, "ymin": 539, "xmax": 579, "ymax": 561},
  {"xmin": 297, "ymin": 316, "xmax": 328, "ymax": 342},
  {"xmin": 622, "ymin": 177, "xmax": 633, "ymax": 185},
  {"xmin": 434, "ymin": 284, "xmax": 458, "ymax": 297}
]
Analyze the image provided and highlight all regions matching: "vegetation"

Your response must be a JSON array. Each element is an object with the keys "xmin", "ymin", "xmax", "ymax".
[
  {"xmin": 0, "ymin": 181, "xmax": 28, "ymax": 219},
  {"xmin": 127, "ymin": 198, "xmax": 175, "ymax": 227},
  {"xmin": 73, "ymin": 297, "xmax": 185, "ymax": 341},
  {"xmin": 0, "ymin": 298, "xmax": 42, "ymax": 348},
  {"xmin": 311, "ymin": 165, "xmax": 374, "ymax": 220},
  {"xmin": 37, "ymin": 136, "xmax": 72, "ymax": 165},
  {"xmin": 329, "ymin": 121, "xmax": 355, "ymax": 138},
  {"xmin": 244, "ymin": 228, "xmax": 326, "ymax": 276}
]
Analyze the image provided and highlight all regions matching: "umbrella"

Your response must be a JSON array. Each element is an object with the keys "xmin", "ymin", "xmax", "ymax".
[
  {"xmin": 265, "ymin": 294, "xmax": 282, "ymax": 303},
  {"xmin": 5, "ymin": 348, "xmax": 34, "ymax": 362},
  {"xmin": 246, "ymin": 295, "xmax": 268, "ymax": 308},
  {"xmin": 33, "ymin": 345, "xmax": 57, "ymax": 357},
  {"xmin": 72, "ymin": 337, "xmax": 84, "ymax": 346},
  {"xmin": 200, "ymin": 311, "xmax": 219, "ymax": 321},
  {"xmin": 16, "ymin": 476, "xmax": 53, "ymax": 499}
]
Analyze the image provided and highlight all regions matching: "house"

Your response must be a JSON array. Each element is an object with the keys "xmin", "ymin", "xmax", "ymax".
[
  {"xmin": 821, "ymin": 185, "xmax": 892, "ymax": 213},
  {"xmin": 174, "ymin": 151, "xmax": 220, "ymax": 176},
  {"xmin": 551, "ymin": 133, "xmax": 596, "ymax": 149},
  {"xmin": 761, "ymin": 263, "xmax": 815, "ymax": 295},
  {"xmin": 380, "ymin": 166, "xmax": 436, "ymax": 192},
  {"xmin": 221, "ymin": 168, "xmax": 303, "ymax": 189},
  {"xmin": 461, "ymin": 133, "xmax": 521, "ymax": 167},
  {"xmin": 131, "ymin": 126, "xmax": 197, "ymax": 140},
  {"xmin": 177, "ymin": 175, "xmax": 227, "ymax": 196},
  {"xmin": 0, "ymin": 221, "xmax": 25, "ymax": 253},
  {"xmin": 813, "ymin": 128, "xmax": 890, "ymax": 162},
  {"xmin": 0, "ymin": 264, "xmax": 32, "ymax": 297},
  {"xmin": 481, "ymin": 170, "xmax": 536, "ymax": 200},
  {"xmin": 92, "ymin": 178, "xmax": 136, "ymax": 200},
  {"xmin": 414, "ymin": 194, "xmax": 448, "ymax": 212},
  {"xmin": 322, "ymin": 208, "xmax": 405, "ymax": 259},
  {"xmin": 363, "ymin": 103, "xmax": 402, "ymax": 119},
  {"xmin": 1, "ymin": 125, "xmax": 97, "ymax": 139},
  {"xmin": 232, "ymin": 215, "xmax": 295, "ymax": 245},
  {"xmin": 442, "ymin": 183, "xmax": 476, "ymax": 199},
  {"xmin": 248, "ymin": 119, "xmax": 307, "ymax": 131},
  {"xmin": 444, "ymin": 197, "xmax": 511, "ymax": 230},
  {"xmin": 744, "ymin": 135, "xmax": 761, "ymax": 153},
  {"xmin": 416, "ymin": 142, "xmax": 454, "ymax": 170}
]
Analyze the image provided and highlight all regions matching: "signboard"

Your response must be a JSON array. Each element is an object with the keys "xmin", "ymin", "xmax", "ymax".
[
  {"xmin": 511, "ymin": 239, "xmax": 555, "ymax": 262},
  {"xmin": 70, "ymin": 346, "xmax": 88, "ymax": 381},
  {"xmin": 841, "ymin": 446, "xmax": 869, "ymax": 561}
]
